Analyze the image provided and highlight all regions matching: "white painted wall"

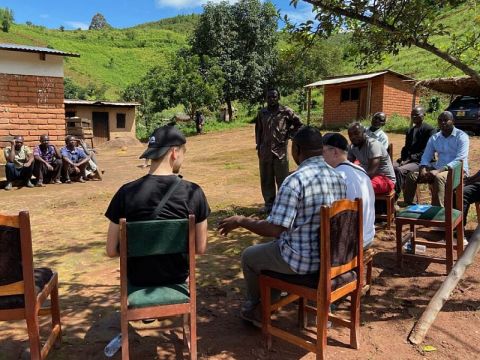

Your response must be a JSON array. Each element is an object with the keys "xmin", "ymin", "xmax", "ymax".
[{"xmin": 0, "ymin": 50, "xmax": 64, "ymax": 77}]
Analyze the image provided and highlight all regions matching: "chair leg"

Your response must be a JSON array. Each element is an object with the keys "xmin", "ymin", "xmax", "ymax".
[
  {"xmin": 445, "ymin": 225, "xmax": 453, "ymax": 274},
  {"xmin": 298, "ymin": 297, "xmax": 307, "ymax": 329},
  {"xmin": 349, "ymin": 289, "xmax": 361, "ymax": 350},
  {"xmin": 396, "ymin": 222, "xmax": 403, "ymax": 266},
  {"xmin": 476, "ymin": 202, "xmax": 480, "ymax": 223},
  {"xmin": 386, "ymin": 197, "xmax": 392, "ymax": 230},
  {"xmin": 189, "ymin": 312, "xmax": 197, "ymax": 360},
  {"xmin": 51, "ymin": 281, "xmax": 62, "ymax": 345},
  {"xmin": 456, "ymin": 223, "xmax": 465, "ymax": 259},
  {"xmin": 121, "ymin": 313, "xmax": 129, "ymax": 360},
  {"xmin": 260, "ymin": 279, "xmax": 272, "ymax": 351},
  {"xmin": 26, "ymin": 316, "xmax": 42, "ymax": 360},
  {"xmin": 316, "ymin": 307, "xmax": 328, "ymax": 360},
  {"xmin": 366, "ymin": 260, "xmax": 373, "ymax": 296}
]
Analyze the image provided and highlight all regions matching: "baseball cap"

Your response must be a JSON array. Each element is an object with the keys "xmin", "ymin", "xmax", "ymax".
[
  {"xmin": 322, "ymin": 132, "xmax": 348, "ymax": 151},
  {"xmin": 139, "ymin": 125, "xmax": 186, "ymax": 159}
]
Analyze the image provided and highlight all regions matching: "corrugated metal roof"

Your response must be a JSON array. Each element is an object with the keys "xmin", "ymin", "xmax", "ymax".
[
  {"xmin": 304, "ymin": 70, "xmax": 414, "ymax": 88},
  {"xmin": 0, "ymin": 43, "xmax": 79, "ymax": 57},
  {"xmin": 64, "ymin": 99, "xmax": 141, "ymax": 106}
]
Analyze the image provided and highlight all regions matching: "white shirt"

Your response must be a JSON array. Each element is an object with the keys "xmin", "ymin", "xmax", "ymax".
[
  {"xmin": 335, "ymin": 161, "xmax": 376, "ymax": 248},
  {"xmin": 365, "ymin": 127, "xmax": 389, "ymax": 150}
]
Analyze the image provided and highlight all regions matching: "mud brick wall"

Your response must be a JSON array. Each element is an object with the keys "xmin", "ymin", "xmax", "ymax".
[{"xmin": 0, "ymin": 73, "xmax": 65, "ymax": 148}]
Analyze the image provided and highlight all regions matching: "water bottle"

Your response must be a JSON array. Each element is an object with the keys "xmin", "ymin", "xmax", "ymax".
[
  {"xmin": 104, "ymin": 333, "xmax": 122, "ymax": 357},
  {"xmin": 403, "ymin": 241, "xmax": 413, "ymax": 253}
]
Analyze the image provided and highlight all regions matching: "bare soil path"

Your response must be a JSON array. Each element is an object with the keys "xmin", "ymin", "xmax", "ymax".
[{"xmin": 1, "ymin": 126, "xmax": 480, "ymax": 359}]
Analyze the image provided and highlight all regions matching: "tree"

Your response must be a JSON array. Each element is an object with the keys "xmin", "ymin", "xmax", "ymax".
[
  {"xmin": 89, "ymin": 13, "xmax": 111, "ymax": 30},
  {"xmin": 0, "ymin": 7, "xmax": 14, "ymax": 33},
  {"xmin": 192, "ymin": 0, "xmax": 278, "ymax": 119},
  {"xmin": 292, "ymin": 0, "xmax": 480, "ymax": 85}
]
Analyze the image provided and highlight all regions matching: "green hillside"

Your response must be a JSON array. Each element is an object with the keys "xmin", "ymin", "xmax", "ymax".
[{"xmin": 0, "ymin": 5, "xmax": 478, "ymax": 100}]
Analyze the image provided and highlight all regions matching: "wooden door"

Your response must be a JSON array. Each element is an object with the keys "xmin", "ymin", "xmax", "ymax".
[
  {"xmin": 357, "ymin": 87, "xmax": 368, "ymax": 120},
  {"xmin": 92, "ymin": 112, "xmax": 109, "ymax": 146}
]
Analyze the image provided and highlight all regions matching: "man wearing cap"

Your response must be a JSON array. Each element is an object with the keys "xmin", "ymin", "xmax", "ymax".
[
  {"xmin": 255, "ymin": 89, "xmax": 303, "ymax": 213},
  {"xmin": 322, "ymin": 132, "xmax": 375, "ymax": 249},
  {"xmin": 219, "ymin": 126, "xmax": 346, "ymax": 326},
  {"xmin": 105, "ymin": 125, "xmax": 210, "ymax": 287},
  {"xmin": 3, "ymin": 135, "xmax": 35, "ymax": 190}
]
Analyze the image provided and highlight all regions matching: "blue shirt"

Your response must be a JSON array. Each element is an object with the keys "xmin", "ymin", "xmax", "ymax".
[
  {"xmin": 60, "ymin": 146, "xmax": 87, "ymax": 164},
  {"xmin": 420, "ymin": 127, "xmax": 469, "ymax": 175},
  {"xmin": 267, "ymin": 156, "xmax": 347, "ymax": 274}
]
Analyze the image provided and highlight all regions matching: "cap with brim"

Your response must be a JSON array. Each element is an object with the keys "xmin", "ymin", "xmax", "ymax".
[
  {"xmin": 322, "ymin": 132, "xmax": 348, "ymax": 151},
  {"xmin": 139, "ymin": 125, "xmax": 186, "ymax": 159}
]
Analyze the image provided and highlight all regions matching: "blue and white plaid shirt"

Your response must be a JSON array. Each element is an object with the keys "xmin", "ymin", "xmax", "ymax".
[{"xmin": 267, "ymin": 156, "xmax": 347, "ymax": 274}]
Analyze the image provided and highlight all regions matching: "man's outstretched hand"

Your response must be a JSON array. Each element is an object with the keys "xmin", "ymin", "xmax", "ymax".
[{"xmin": 218, "ymin": 216, "xmax": 242, "ymax": 236}]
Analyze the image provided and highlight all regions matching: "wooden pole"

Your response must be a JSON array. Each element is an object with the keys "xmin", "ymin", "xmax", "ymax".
[
  {"xmin": 307, "ymin": 87, "xmax": 312, "ymax": 126},
  {"xmin": 366, "ymin": 80, "xmax": 372, "ymax": 116},
  {"xmin": 408, "ymin": 225, "xmax": 480, "ymax": 345}
]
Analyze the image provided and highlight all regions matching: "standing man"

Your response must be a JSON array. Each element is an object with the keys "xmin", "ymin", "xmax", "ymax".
[
  {"xmin": 403, "ymin": 111, "xmax": 469, "ymax": 207},
  {"xmin": 105, "ymin": 125, "xmax": 210, "ymax": 287},
  {"xmin": 394, "ymin": 106, "xmax": 435, "ymax": 194},
  {"xmin": 3, "ymin": 136, "xmax": 34, "ymax": 190},
  {"xmin": 219, "ymin": 126, "xmax": 345, "ymax": 325},
  {"xmin": 194, "ymin": 110, "xmax": 205, "ymax": 135},
  {"xmin": 33, "ymin": 134, "xmax": 63, "ymax": 186},
  {"xmin": 365, "ymin": 112, "xmax": 389, "ymax": 150},
  {"xmin": 60, "ymin": 135, "xmax": 90, "ymax": 183},
  {"xmin": 347, "ymin": 122, "xmax": 396, "ymax": 194},
  {"xmin": 322, "ymin": 132, "xmax": 375, "ymax": 249},
  {"xmin": 255, "ymin": 89, "xmax": 302, "ymax": 213}
]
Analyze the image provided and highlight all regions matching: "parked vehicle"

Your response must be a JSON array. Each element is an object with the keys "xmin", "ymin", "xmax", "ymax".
[{"xmin": 445, "ymin": 95, "xmax": 480, "ymax": 134}]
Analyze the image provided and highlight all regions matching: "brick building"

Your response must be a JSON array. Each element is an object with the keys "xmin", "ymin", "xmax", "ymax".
[
  {"xmin": 0, "ymin": 43, "xmax": 79, "ymax": 148},
  {"xmin": 305, "ymin": 70, "xmax": 417, "ymax": 127}
]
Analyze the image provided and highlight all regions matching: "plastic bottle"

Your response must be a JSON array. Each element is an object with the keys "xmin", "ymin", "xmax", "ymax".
[
  {"xmin": 104, "ymin": 333, "xmax": 122, "ymax": 357},
  {"xmin": 415, "ymin": 244, "xmax": 426, "ymax": 253}
]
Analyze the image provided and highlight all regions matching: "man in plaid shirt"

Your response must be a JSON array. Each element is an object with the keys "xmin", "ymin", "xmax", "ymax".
[{"xmin": 219, "ymin": 126, "xmax": 346, "ymax": 326}]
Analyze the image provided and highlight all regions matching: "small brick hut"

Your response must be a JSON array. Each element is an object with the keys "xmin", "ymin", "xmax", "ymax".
[
  {"xmin": 305, "ymin": 70, "xmax": 417, "ymax": 127},
  {"xmin": 0, "ymin": 43, "xmax": 79, "ymax": 148}
]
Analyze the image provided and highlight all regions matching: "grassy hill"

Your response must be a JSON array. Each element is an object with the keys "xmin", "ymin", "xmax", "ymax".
[{"xmin": 0, "ymin": 5, "xmax": 478, "ymax": 101}]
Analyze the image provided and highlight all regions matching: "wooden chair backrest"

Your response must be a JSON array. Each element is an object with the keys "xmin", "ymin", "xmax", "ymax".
[
  {"xmin": 444, "ymin": 160, "xmax": 464, "ymax": 221},
  {"xmin": 0, "ymin": 211, "xmax": 35, "ymax": 302},
  {"xmin": 387, "ymin": 143, "xmax": 393, "ymax": 161},
  {"xmin": 319, "ymin": 199, "xmax": 363, "ymax": 295},
  {"xmin": 119, "ymin": 215, "xmax": 196, "ymax": 304}
]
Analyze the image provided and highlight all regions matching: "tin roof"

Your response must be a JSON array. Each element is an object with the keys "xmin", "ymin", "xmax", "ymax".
[
  {"xmin": 64, "ymin": 99, "xmax": 141, "ymax": 107},
  {"xmin": 304, "ymin": 70, "xmax": 414, "ymax": 88},
  {"xmin": 0, "ymin": 43, "xmax": 79, "ymax": 57}
]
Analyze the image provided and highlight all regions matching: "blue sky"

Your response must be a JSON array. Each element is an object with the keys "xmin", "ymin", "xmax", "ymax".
[{"xmin": 1, "ymin": 0, "xmax": 315, "ymax": 30}]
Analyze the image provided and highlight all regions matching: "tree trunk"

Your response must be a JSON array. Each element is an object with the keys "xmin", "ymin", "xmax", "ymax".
[
  {"xmin": 408, "ymin": 225, "xmax": 480, "ymax": 345},
  {"xmin": 226, "ymin": 99, "xmax": 233, "ymax": 122}
]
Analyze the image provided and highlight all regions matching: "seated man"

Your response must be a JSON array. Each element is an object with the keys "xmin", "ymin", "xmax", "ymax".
[
  {"xmin": 365, "ymin": 112, "xmax": 389, "ymax": 150},
  {"xmin": 60, "ymin": 135, "xmax": 90, "ymax": 183},
  {"xmin": 105, "ymin": 125, "xmax": 209, "ymax": 287},
  {"xmin": 322, "ymin": 132, "xmax": 375, "ymax": 249},
  {"xmin": 394, "ymin": 106, "xmax": 435, "ymax": 195},
  {"xmin": 33, "ymin": 134, "xmax": 63, "ymax": 186},
  {"xmin": 347, "ymin": 122, "xmax": 396, "ymax": 194},
  {"xmin": 77, "ymin": 138, "xmax": 102, "ymax": 180},
  {"xmin": 218, "ymin": 126, "xmax": 346, "ymax": 325},
  {"xmin": 403, "ymin": 111, "xmax": 469, "ymax": 207},
  {"xmin": 462, "ymin": 170, "xmax": 480, "ymax": 239},
  {"xmin": 3, "ymin": 136, "xmax": 34, "ymax": 190}
]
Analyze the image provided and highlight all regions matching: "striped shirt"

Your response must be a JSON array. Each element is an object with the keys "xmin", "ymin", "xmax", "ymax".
[{"xmin": 267, "ymin": 156, "xmax": 347, "ymax": 273}]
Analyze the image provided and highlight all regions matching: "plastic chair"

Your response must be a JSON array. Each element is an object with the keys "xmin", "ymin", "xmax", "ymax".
[
  {"xmin": 0, "ymin": 211, "xmax": 61, "ymax": 360},
  {"xmin": 395, "ymin": 161, "xmax": 464, "ymax": 274},
  {"xmin": 259, "ymin": 199, "xmax": 364, "ymax": 360},
  {"xmin": 119, "ymin": 215, "xmax": 197, "ymax": 360}
]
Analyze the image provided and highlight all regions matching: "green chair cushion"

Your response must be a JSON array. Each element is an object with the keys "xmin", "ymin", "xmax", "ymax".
[
  {"xmin": 397, "ymin": 206, "xmax": 461, "ymax": 222},
  {"xmin": 127, "ymin": 282, "xmax": 190, "ymax": 308}
]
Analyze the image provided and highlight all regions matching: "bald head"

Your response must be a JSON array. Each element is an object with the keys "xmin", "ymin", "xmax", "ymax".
[
  {"xmin": 438, "ymin": 111, "xmax": 454, "ymax": 136},
  {"xmin": 371, "ymin": 112, "xmax": 386, "ymax": 129},
  {"xmin": 411, "ymin": 106, "xmax": 426, "ymax": 126}
]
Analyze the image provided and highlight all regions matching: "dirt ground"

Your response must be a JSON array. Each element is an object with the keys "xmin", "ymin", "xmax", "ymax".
[{"xmin": 1, "ymin": 125, "xmax": 480, "ymax": 360}]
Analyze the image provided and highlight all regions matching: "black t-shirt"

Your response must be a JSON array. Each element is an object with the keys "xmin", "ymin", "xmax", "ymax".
[{"xmin": 105, "ymin": 174, "xmax": 210, "ymax": 286}]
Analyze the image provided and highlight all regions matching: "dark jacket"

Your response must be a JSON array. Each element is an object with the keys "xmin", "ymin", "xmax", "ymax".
[{"xmin": 400, "ymin": 122, "xmax": 436, "ymax": 163}]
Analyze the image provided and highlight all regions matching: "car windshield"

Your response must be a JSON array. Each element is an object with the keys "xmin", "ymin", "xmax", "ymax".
[{"xmin": 449, "ymin": 96, "xmax": 479, "ymax": 108}]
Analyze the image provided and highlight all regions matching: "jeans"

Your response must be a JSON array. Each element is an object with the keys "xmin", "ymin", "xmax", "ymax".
[
  {"xmin": 463, "ymin": 182, "xmax": 480, "ymax": 226},
  {"xmin": 5, "ymin": 162, "xmax": 33, "ymax": 183}
]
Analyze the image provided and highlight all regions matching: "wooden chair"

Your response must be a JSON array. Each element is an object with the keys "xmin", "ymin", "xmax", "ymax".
[
  {"xmin": 476, "ymin": 202, "xmax": 480, "ymax": 223},
  {"xmin": 362, "ymin": 247, "xmax": 376, "ymax": 296},
  {"xmin": 259, "ymin": 199, "xmax": 364, "ymax": 360},
  {"xmin": 395, "ymin": 161, "xmax": 464, "ymax": 274},
  {"xmin": 375, "ymin": 143, "xmax": 395, "ymax": 229},
  {"xmin": 0, "ymin": 211, "xmax": 61, "ymax": 360},
  {"xmin": 119, "ymin": 215, "xmax": 197, "ymax": 360}
]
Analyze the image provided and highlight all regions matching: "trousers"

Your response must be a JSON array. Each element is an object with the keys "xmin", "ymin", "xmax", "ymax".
[{"xmin": 258, "ymin": 156, "xmax": 289, "ymax": 209}]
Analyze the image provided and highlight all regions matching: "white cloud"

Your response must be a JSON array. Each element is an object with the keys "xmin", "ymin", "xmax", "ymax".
[
  {"xmin": 155, "ymin": 0, "xmax": 235, "ymax": 9},
  {"xmin": 39, "ymin": 14, "xmax": 49, "ymax": 19},
  {"xmin": 64, "ymin": 21, "xmax": 89, "ymax": 30}
]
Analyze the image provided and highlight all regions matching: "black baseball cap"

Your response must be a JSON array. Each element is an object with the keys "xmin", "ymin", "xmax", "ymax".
[
  {"xmin": 139, "ymin": 125, "xmax": 186, "ymax": 160},
  {"xmin": 322, "ymin": 132, "xmax": 349, "ymax": 151}
]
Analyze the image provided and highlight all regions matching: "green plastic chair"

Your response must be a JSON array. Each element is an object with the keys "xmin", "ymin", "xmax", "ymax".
[
  {"xmin": 395, "ymin": 160, "xmax": 464, "ymax": 274},
  {"xmin": 119, "ymin": 215, "xmax": 197, "ymax": 360}
]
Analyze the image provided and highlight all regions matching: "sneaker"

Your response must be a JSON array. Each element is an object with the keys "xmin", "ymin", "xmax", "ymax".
[
  {"xmin": 77, "ymin": 177, "xmax": 86, "ymax": 183},
  {"xmin": 26, "ymin": 180, "xmax": 34, "ymax": 188},
  {"xmin": 4, "ymin": 182, "xmax": 12, "ymax": 191},
  {"xmin": 35, "ymin": 181, "xmax": 45, "ymax": 187},
  {"xmin": 240, "ymin": 307, "xmax": 261, "ymax": 328},
  {"xmin": 54, "ymin": 179, "xmax": 62, "ymax": 184}
]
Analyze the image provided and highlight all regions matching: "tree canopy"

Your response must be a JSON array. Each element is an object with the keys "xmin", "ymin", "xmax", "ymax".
[
  {"xmin": 0, "ymin": 7, "xmax": 14, "ymax": 33},
  {"xmin": 291, "ymin": 0, "xmax": 480, "ymax": 84},
  {"xmin": 191, "ymin": 0, "xmax": 279, "ymax": 118},
  {"xmin": 89, "ymin": 13, "xmax": 111, "ymax": 30}
]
